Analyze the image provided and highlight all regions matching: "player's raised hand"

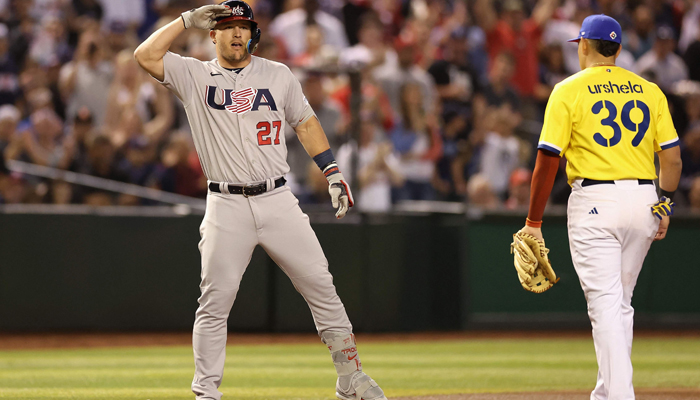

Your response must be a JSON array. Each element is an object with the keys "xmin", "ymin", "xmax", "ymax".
[
  {"xmin": 323, "ymin": 163, "xmax": 354, "ymax": 219},
  {"xmin": 181, "ymin": 4, "xmax": 232, "ymax": 30}
]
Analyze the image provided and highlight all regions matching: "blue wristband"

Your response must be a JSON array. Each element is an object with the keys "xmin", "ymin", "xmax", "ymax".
[{"xmin": 313, "ymin": 148, "xmax": 335, "ymax": 170}]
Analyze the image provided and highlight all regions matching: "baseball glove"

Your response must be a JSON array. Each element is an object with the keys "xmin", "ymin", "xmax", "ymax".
[{"xmin": 510, "ymin": 230, "xmax": 560, "ymax": 293}]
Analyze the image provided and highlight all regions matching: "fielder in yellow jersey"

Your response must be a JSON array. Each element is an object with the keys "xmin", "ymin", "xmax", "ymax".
[
  {"xmin": 517, "ymin": 14, "xmax": 682, "ymax": 400},
  {"xmin": 539, "ymin": 65, "xmax": 679, "ymax": 184}
]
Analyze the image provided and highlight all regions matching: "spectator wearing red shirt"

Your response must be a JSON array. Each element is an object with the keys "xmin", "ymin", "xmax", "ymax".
[{"xmin": 474, "ymin": 0, "xmax": 558, "ymax": 98}]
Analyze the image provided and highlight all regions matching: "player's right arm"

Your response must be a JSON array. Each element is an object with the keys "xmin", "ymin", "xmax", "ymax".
[
  {"xmin": 134, "ymin": 5, "xmax": 231, "ymax": 81},
  {"xmin": 133, "ymin": 19, "xmax": 186, "ymax": 82}
]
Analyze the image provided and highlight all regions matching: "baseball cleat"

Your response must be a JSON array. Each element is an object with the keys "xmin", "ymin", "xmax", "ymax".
[{"xmin": 335, "ymin": 371, "xmax": 387, "ymax": 400}]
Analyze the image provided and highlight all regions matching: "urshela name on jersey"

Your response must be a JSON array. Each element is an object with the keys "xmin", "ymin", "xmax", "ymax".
[
  {"xmin": 206, "ymin": 85, "xmax": 277, "ymax": 114},
  {"xmin": 588, "ymin": 81, "xmax": 644, "ymax": 95}
]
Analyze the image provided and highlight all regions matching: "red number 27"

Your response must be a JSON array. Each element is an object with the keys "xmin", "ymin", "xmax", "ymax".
[{"xmin": 257, "ymin": 121, "xmax": 282, "ymax": 146}]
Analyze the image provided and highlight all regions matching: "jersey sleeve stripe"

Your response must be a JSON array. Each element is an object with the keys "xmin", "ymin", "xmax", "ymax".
[
  {"xmin": 659, "ymin": 138, "xmax": 680, "ymax": 150},
  {"xmin": 537, "ymin": 141, "xmax": 562, "ymax": 155}
]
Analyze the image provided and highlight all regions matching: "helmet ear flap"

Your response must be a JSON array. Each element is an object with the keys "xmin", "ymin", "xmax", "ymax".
[{"xmin": 247, "ymin": 27, "xmax": 261, "ymax": 54}]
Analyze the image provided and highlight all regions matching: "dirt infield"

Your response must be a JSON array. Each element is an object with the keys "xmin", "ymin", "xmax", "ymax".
[
  {"xmin": 393, "ymin": 389, "xmax": 700, "ymax": 400},
  {"xmin": 1, "ymin": 330, "xmax": 699, "ymax": 350}
]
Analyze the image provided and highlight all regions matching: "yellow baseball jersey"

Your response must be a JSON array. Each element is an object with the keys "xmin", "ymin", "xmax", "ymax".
[{"xmin": 538, "ymin": 65, "xmax": 680, "ymax": 185}]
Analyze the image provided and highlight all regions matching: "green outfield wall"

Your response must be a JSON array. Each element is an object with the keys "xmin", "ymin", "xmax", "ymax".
[{"xmin": 0, "ymin": 209, "xmax": 698, "ymax": 332}]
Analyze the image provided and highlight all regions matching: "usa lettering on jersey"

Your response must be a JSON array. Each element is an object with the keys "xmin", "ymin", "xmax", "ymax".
[{"xmin": 205, "ymin": 85, "xmax": 278, "ymax": 114}]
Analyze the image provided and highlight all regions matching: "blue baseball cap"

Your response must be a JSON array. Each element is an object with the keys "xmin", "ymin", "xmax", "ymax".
[{"xmin": 568, "ymin": 14, "xmax": 622, "ymax": 44}]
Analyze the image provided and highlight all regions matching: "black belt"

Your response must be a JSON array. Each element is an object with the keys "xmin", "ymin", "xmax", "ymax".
[
  {"xmin": 209, "ymin": 177, "xmax": 286, "ymax": 197},
  {"xmin": 582, "ymin": 178, "xmax": 653, "ymax": 187}
]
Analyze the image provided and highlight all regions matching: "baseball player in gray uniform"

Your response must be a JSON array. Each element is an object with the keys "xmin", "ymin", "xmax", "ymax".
[{"xmin": 134, "ymin": 2, "xmax": 388, "ymax": 400}]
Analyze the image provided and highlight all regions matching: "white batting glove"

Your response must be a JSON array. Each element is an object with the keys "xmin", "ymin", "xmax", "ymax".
[
  {"xmin": 181, "ymin": 5, "xmax": 232, "ymax": 30},
  {"xmin": 324, "ymin": 163, "xmax": 354, "ymax": 219}
]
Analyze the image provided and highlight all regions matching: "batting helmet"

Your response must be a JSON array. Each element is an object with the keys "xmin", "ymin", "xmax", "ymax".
[{"xmin": 214, "ymin": 0, "xmax": 261, "ymax": 54}]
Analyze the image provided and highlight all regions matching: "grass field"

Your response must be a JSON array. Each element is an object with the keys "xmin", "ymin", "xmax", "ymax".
[{"xmin": 0, "ymin": 336, "xmax": 699, "ymax": 400}]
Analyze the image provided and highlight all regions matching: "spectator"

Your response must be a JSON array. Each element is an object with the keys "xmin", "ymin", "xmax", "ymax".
[
  {"xmin": 285, "ymin": 73, "xmax": 345, "ymax": 189},
  {"xmin": 158, "ymin": 134, "xmax": 207, "ymax": 198},
  {"xmin": 634, "ymin": 26, "xmax": 688, "ymax": 92},
  {"xmin": 683, "ymin": 19, "xmax": 700, "ymax": 83},
  {"xmin": 466, "ymin": 173, "xmax": 500, "ymax": 209},
  {"xmin": 66, "ymin": 106, "xmax": 95, "ymax": 173},
  {"xmin": 534, "ymin": 42, "xmax": 568, "ymax": 117},
  {"xmin": 0, "ymin": 104, "xmax": 19, "ymax": 153},
  {"xmin": 474, "ymin": 0, "xmax": 558, "ymax": 98},
  {"xmin": 622, "ymin": 4, "xmax": 656, "ymax": 60},
  {"xmin": 474, "ymin": 51, "xmax": 521, "ymax": 115},
  {"xmin": 73, "ymin": 134, "xmax": 127, "ymax": 205},
  {"xmin": 375, "ymin": 33, "xmax": 436, "ymax": 118},
  {"xmin": 336, "ymin": 116, "xmax": 404, "ymax": 213},
  {"xmin": 679, "ymin": 0, "xmax": 700, "ymax": 55},
  {"xmin": 7, "ymin": 109, "xmax": 73, "ymax": 169},
  {"xmin": 434, "ymin": 111, "xmax": 468, "ymax": 201},
  {"xmin": 291, "ymin": 23, "xmax": 338, "ymax": 68},
  {"xmin": 269, "ymin": 0, "xmax": 348, "ymax": 59},
  {"xmin": 688, "ymin": 175, "xmax": 700, "ymax": 211},
  {"xmin": 542, "ymin": 0, "xmax": 590, "ymax": 75},
  {"xmin": 681, "ymin": 128, "xmax": 700, "ymax": 200},
  {"xmin": 428, "ymin": 26, "xmax": 479, "ymax": 126},
  {"xmin": 98, "ymin": 0, "xmax": 146, "ymax": 33},
  {"xmin": 59, "ymin": 29, "xmax": 114, "ymax": 127},
  {"xmin": 0, "ymin": 145, "xmax": 9, "ymax": 203},
  {"xmin": 110, "ymin": 107, "xmax": 145, "ymax": 151},
  {"xmin": 332, "ymin": 49, "xmax": 395, "ymax": 134},
  {"xmin": 478, "ymin": 106, "xmax": 524, "ymax": 199},
  {"xmin": 349, "ymin": 12, "xmax": 395, "ymax": 77},
  {"xmin": 105, "ymin": 49, "xmax": 173, "ymax": 144},
  {"xmin": 117, "ymin": 136, "xmax": 158, "ymax": 205},
  {"xmin": 391, "ymin": 81, "xmax": 442, "ymax": 201},
  {"xmin": 28, "ymin": 15, "xmax": 72, "ymax": 69},
  {"xmin": 674, "ymin": 80, "xmax": 700, "ymax": 134},
  {"xmin": 0, "ymin": 23, "xmax": 20, "ymax": 106},
  {"xmin": 504, "ymin": 168, "xmax": 532, "ymax": 210}
]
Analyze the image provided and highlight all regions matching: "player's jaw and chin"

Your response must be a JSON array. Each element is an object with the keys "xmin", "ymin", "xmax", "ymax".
[{"xmin": 211, "ymin": 21, "xmax": 252, "ymax": 67}]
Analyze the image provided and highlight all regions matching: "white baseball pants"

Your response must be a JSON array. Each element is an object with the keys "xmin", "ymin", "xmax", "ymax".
[
  {"xmin": 191, "ymin": 185, "xmax": 352, "ymax": 400},
  {"xmin": 567, "ymin": 179, "xmax": 659, "ymax": 400}
]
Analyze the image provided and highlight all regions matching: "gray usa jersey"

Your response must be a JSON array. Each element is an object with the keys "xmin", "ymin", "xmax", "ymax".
[{"xmin": 158, "ymin": 52, "xmax": 316, "ymax": 184}]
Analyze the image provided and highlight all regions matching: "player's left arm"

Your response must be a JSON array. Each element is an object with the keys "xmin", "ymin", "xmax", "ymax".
[
  {"xmin": 295, "ymin": 116, "xmax": 354, "ymax": 219},
  {"xmin": 653, "ymin": 146, "xmax": 682, "ymax": 241},
  {"xmin": 650, "ymin": 89, "xmax": 683, "ymax": 240}
]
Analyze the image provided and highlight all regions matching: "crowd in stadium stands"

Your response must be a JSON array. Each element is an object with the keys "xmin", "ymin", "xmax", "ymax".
[{"xmin": 0, "ymin": 0, "xmax": 699, "ymax": 212}]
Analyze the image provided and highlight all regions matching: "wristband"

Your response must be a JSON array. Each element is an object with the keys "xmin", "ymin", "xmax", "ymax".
[
  {"xmin": 659, "ymin": 188, "xmax": 675, "ymax": 201},
  {"xmin": 525, "ymin": 218, "xmax": 542, "ymax": 228},
  {"xmin": 313, "ymin": 148, "xmax": 341, "ymax": 178},
  {"xmin": 313, "ymin": 148, "xmax": 335, "ymax": 170}
]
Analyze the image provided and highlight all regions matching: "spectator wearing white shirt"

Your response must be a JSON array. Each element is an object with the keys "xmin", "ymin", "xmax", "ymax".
[
  {"xmin": 58, "ymin": 29, "xmax": 114, "ymax": 127},
  {"xmin": 268, "ymin": 0, "xmax": 348, "ymax": 59},
  {"xmin": 336, "ymin": 117, "xmax": 403, "ymax": 213},
  {"xmin": 478, "ymin": 106, "xmax": 524, "ymax": 199},
  {"xmin": 634, "ymin": 26, "xmax": 688, "ymax": 92},
  {"xmin": 97, "ymin": 0, "xmax": 145, "ymax": 32}
]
